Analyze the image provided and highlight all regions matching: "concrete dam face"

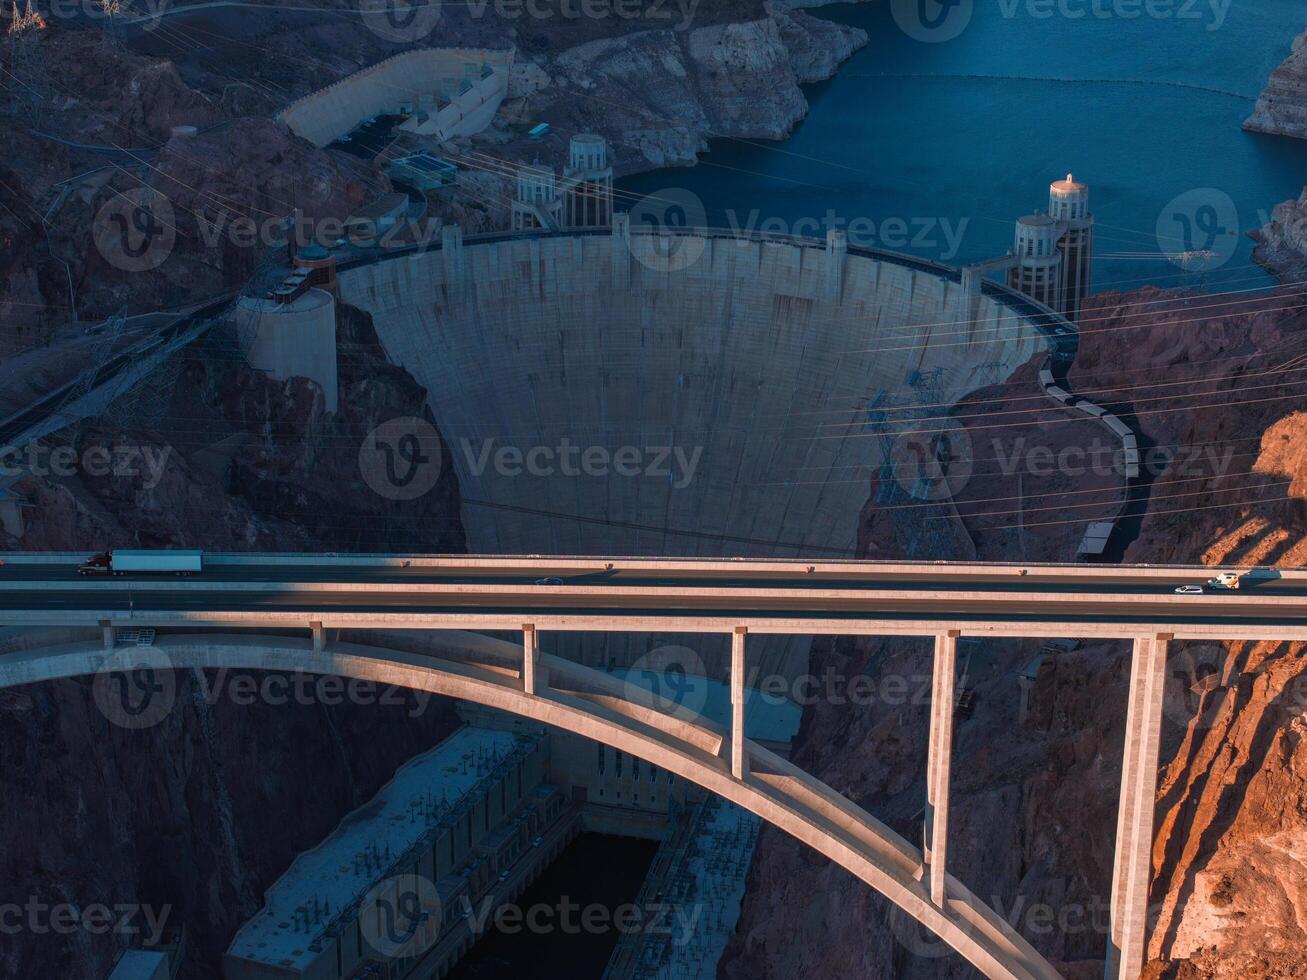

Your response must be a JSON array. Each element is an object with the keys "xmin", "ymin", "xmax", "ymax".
[{"xmin": 337, "ymin": 227, "xmax": 1050, "ymax": 676}]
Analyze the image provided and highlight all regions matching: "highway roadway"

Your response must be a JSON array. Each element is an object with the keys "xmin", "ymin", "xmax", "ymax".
[{"xmin": 0, "ymin": 555, "xmax": 1304, "ymax": 639}]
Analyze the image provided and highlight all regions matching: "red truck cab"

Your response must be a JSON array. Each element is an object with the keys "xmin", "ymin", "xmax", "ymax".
[{"xmin": 78, "ymin": 552, "xmax": 112, "ymax": 576}]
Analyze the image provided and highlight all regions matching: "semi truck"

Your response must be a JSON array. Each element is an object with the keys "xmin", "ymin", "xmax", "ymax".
[{"xmin": 78, "ymin": 550, "xmax": 204, "ymax": 577}]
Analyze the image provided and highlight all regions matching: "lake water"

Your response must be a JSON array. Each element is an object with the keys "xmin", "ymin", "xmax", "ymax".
[{"xmin": 619, "ymin": 0, "xmax": 1307, "ymax": 291}]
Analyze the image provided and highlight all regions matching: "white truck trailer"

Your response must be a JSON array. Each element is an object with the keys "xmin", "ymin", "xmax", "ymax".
[{"xmin": 78, "ymin": 550, "xmax": 204, "ymax": 576}]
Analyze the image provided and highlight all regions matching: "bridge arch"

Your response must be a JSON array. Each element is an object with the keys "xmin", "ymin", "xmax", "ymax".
[{"xmin": 0, "ymin": 631, "xmax": 1062, "ymax": 980}]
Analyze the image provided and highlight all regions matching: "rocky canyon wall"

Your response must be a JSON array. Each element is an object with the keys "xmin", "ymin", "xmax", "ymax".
[
  {"xmin": 0, "ymin": 304, "xmax": 469, "ymax": 978},
  {"xmin": 721, "ymin": 287, "xmax": 1307, "ymax": 979}
]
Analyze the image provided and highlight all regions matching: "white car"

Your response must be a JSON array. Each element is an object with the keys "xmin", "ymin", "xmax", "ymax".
[{"xmin": 1174, "ymin": 585, "xmax": 1203, "ymax": 595}]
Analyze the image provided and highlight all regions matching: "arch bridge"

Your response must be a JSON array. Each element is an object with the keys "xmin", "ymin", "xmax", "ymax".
[{"xmin": 3, "ymin": 553, "xmax": 1302, "ymax": 980}]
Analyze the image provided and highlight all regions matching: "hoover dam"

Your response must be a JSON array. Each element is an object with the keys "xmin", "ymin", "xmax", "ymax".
[{"xmin": 334, "ymin": 222, "xmax": 1061, "ymax": 678}]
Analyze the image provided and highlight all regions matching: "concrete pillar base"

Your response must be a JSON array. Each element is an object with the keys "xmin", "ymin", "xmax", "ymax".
[
  {"xmin": 612, "ymin": 213, "xmax": 631, "ymax": 290},
  {"xmin": 1106, "ymin": 633, "xmax": 1170, "ymax": 980},
  {"xmin": 523, "ymin": 624, "xmax": 538, "ymax": 694},
  {"xmin": 925, "ymin": 630, "xmax": 958, "ymax": 907},
  {"xmin": 826, "ymin": 230, "xmax": 847, "ymax": 303},
  {"xmin": 730, "ymin": 626, "xmax": 748, "ymax": 780}
]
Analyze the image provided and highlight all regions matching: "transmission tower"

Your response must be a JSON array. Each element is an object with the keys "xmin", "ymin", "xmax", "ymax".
[{"xmin": 5, "ymin": 0, "xmax": 49, "ymax": 120}]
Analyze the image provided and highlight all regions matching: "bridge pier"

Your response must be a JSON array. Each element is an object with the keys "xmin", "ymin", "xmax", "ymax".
[
  {"xmin": 100, "ymin": 619, "xmax": 114, "ymax": 651},
  {"xmin": 523, "ymin": 624, "xmax": 538, "ymax": 694},
  {"xmin": 311, "ymin": 621, "xmax": 324, "ymax": 653},
  {"xmin": 925, "ymin": 630, "xmax": 958, "ymax": 906},
  {"xmin": 1106, "ymin": 633, "xmax": 1170, "ymax": 980},
  {"xmin": 731, "ymin": 626, "xmax": 748, "ymax": 780}
]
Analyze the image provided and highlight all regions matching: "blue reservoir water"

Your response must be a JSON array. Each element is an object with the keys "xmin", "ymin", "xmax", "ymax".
[{"xmin": 619, "ymin": 0, "xmax": 1307, "ymax": 291}]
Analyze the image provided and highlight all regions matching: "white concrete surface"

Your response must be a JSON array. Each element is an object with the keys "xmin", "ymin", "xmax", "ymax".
[
  {"xmin": 336, "ymin": 230, "xmax": 1047, "ymax": 677},
  {"xmin": 234, "ymin": 287, "xmax": 339, "ymax": 412},
  {"xmin": 276, "ymin": 48, "xmax": 512, "ymax": 147}
]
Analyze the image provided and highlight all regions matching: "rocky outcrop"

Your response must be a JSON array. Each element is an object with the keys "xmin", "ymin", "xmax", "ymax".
[
  {"xmin": 1244, "ymin": 28, "xmax": 1307, "ymax": 139},
  {"xmin": 772, "ymin": 4, "xmax": 865, "ymax": 84},
  {"xmin": 721, "ymin": 287, "xmax": 1307, "ymax": 979},
  {"xmin": 1251, "ymin": 188, "xmax": 1307, "ymax": 282},
  {"xmin": 63, "ymin": 118, "xmax": 388, "ymax": 317},
  {"xmin": 531, "ymin": 10, "xmax": 866, "ymax": 169}
]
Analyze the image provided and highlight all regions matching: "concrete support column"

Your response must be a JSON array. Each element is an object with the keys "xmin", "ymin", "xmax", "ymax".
[
  {"xmin": 961, "ymin": 265, "xmax": 978, "ymax": 297},
  {"xmin": 1106, "ymin": 633, "xmax": 1170, "ymax": 980},
  {"xmin": 730, "ymin": 626, "xmax": 748, "ymax": 780},
  {"xmin": 925, "ymin": 629, "xmax": 959, "ymax": 907},
  {"xmin": 523, "ymin": 624, "xmax": 538, "ymax": 694},
  {"xmin": 100, "ymin": 620, "xmax": 114, "ymax": 651},
  {"xmin": 442, "ymin": 224, "xmax": 465, "ymax": 297},
  {"xmin": 826, "ymin": 229, "xmax": 847, "ymax": 303},
  {"xmin": 527, "ymin": 237, "xmax": 541, "ymax": 285},
  {"xmin": 612, "ymin": 212, "xmax": 631, "ymax": 290},
  {"xmin": 311, "ymin": 621, "xmax": 324, "ymax": 653}
]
